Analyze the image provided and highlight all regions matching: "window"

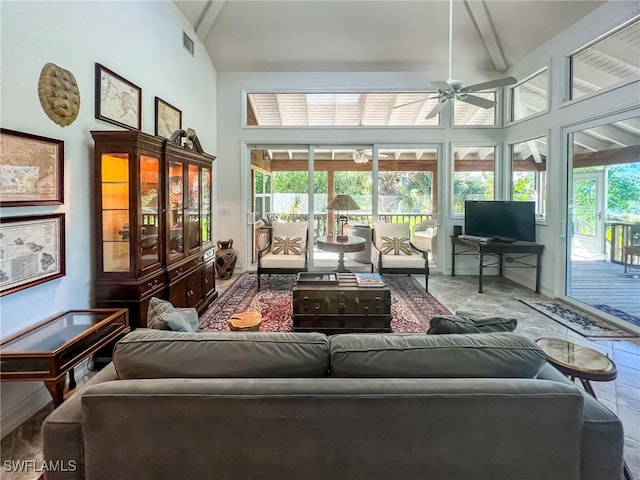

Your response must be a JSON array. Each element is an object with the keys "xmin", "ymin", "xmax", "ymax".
[
  {"xmin": 246, "ymin": 92, "xmax": 442, "ymax": 126},
  {"xmin": 510, "ymin": 69, "xmax": 548, "ymax": 122},
  {"xmin": 570, "ymin": 18, "xmax": 640, "ymax": 100},
  {"xmin": 453, "ymin": 92, "xmax": 496, "ymax": 126},
  {"xmin": 452, "ymin": 146, "xmax": 495, "ymax": 214},
  {"xmin": 377, "ymin": 148, "xmax": 437, "ymax": 220},
  {"xmin": 510, "ymin": 136, "xmax": 548, "ymax": 220}
]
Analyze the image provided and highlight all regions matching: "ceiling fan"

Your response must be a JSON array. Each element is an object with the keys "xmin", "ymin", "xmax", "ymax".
[
  {"xmin": 335, "ymin": 149, "xmax": 391, "ymax": 164},
  {"xmin": 396, "ymin": 0, "xmax": 517, "ymax": 119}
]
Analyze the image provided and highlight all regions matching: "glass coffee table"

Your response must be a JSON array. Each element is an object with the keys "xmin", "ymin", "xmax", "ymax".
[{"xmin": 0, "ymin": 309, "xmax": 129, "ymax": 407}]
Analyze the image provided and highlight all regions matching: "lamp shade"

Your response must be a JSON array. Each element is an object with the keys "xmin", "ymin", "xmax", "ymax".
[{"xmin": 327, "ymin": 194, "xmax": 361, "ymax": 211}]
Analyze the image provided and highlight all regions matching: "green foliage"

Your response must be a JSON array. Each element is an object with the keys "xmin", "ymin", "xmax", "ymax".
[
  {"xmin": 453, "ymin": 173, "xmax": 494, "ymax": 213},
  {"xmin": 272, "ymin": 171, "xmax": 306, "ymax": 193},
  {"xmin": 512, "ymin": 173, "xmax": 535, "ymax": 201},
  {"xmin": 607, "ymin": 166, "xmax": 640, "ymax": 217}
]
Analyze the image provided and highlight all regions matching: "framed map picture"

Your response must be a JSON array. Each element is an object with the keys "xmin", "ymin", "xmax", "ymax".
[
  {"xmin": 0, "ymin": 129, "xmax": 64, "ymax": 206},
  {"xmin": 0, "ymin": 213, "xmax": 66, "ymax": 297},
  {"xmin": 95, "ymin": 63, "xmax": 141, "ymax": 130},
  {"xmin": 155, "ymin": 97, "xmax": 182, "ymax": 139}
]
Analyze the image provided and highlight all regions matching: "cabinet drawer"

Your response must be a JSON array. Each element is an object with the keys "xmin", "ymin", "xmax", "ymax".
[
  {"xmin": 140, "ymin": 273, "xmax": 165, "ymax": 296},
  {"xmin": 169, "ymin": 257, "xmax": 202, "ymax": 282}
]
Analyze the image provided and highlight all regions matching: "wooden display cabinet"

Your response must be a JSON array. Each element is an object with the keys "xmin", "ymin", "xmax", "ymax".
[{"xmin": 92, "ymin": 131, "xmax": 217, "ymax": 328}]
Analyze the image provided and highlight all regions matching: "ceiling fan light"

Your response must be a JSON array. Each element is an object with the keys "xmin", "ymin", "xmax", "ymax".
[{"xmin": 353, "ymin": 151, "xmax": 369, "ymax": 164}]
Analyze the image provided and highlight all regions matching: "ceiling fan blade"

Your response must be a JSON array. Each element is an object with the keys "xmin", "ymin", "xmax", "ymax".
[
  {"xmin": 393, "ymin": 98, "xmax": 428, "ymax": 109},
  {"xmin": 432, "ymin": 81, "xmax": 453, "ymax": 93},
  {"xmin": 425, "ymin": 99, "xmax": 448, "ymax": 119},
  {"xmin": 461, "ymin": 76, "xmax": 518, "ymax": 93},
  {"xmin": 458, "ymin": 94, "xmax": 496, "ymax": 109}
]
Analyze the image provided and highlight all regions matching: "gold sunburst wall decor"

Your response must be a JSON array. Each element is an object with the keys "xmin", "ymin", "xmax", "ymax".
[{"xmin": 38, "ymin": 62, "xmax": 80, "ymax": 127}]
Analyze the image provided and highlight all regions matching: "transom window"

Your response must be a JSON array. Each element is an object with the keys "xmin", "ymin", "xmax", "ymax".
[{"xmin": 570, "ymin": 17, "xmax": 640, "ymax": 100}]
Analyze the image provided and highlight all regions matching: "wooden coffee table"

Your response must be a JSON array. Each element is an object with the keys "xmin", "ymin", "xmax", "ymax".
[
  {"xmin": 292, "ymin": 273, "xmax": 391, "ymax": 334},
  {"xmin": 0, "ymin": 308, "xmax": 129, "ymax": 407}
]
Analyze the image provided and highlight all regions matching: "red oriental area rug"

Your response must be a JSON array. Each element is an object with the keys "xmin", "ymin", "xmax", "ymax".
[{"xmin": 199, "ymin": 273, "xmax": 450, "ymax": 333}]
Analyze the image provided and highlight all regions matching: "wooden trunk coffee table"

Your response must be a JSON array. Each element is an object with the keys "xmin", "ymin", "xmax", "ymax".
[
  {"xmin": 0, "ymin": 308, "xmax": 129, "ymax": 407},
  {"xmin": 292, "ymin": 273, "xmax": 391, "ymax": 334}
]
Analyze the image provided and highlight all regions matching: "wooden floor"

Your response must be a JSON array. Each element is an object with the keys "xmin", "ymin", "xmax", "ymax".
[{"xmin": 570, "ymin": 258, "xmax": 640, "ymax": 319}]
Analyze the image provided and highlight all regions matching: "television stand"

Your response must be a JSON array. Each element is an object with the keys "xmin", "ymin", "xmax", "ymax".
[{"xmin": 451, "ymin": 236, "xmax": 544, "ymax": 293}]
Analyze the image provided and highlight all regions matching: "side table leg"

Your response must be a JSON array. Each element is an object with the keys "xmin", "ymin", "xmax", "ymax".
[
  {"xmin": 44, "ymin": 378, "xmax": 66, "ymax": 407},
  {"xmin": 535, "ymin": 253, "xmax": 542, "ymax": 293},
  {"xmin": 451, "ymin": 239, "xmax": 456, "ymax": 276},
  {"xmin": 335, "ymin": 251, "xmax": 349, "ymax": 273},
  {"xmin": 478, "ymin": 253, "xmax": 484, "ymax": 293},
  {"xmin": 68, "ymin": 367, "xmax": 76, "ymax": 391}
]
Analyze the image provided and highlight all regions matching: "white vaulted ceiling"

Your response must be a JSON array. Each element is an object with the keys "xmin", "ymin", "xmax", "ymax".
[{"xmin": 175, "ymin": 0, "xmax": 607, "ymax": 74}]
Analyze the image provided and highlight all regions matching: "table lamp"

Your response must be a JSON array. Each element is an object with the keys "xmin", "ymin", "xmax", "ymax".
[{"xmin": 327, "ymin": 194, "xmax": 361, "ymax": 241}]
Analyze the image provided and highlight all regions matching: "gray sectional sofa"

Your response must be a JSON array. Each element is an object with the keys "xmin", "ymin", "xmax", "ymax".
[{"xmin": 42, "ymin": 330, "xmax": 625, "ymax": 480}]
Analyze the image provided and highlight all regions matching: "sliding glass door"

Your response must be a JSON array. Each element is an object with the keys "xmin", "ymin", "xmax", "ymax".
[
  {"xmin": 565, "ymin": 115, "xmax": 640, "ymax": 327},
  {"xmin": 248, "ymin": 143, "xmax": 442, "ymax": 272}
]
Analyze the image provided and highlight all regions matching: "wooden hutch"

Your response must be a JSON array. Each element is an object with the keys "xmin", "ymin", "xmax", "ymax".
[{"xmin": 91, "ymin": 130, "xmax": 217, "ymax": 328}]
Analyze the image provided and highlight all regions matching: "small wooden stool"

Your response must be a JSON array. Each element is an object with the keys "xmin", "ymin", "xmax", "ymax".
[{"xmin": 227, "ymin": 312, "xmax": 263, "ymax": 331}]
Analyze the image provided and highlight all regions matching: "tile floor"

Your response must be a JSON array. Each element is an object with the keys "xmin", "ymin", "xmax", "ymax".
[{"xmin": 1, "ymin": 273, "xmax": 639, "ymax": 479}]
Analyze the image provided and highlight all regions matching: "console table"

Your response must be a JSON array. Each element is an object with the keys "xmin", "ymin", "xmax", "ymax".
[
  {"xmin": 451, "ymin": 236, "xmax": 544, "ymax": 293},
  {"xmin": 0, "ymin": 308, "xmax": 129, "ymax": 406}
]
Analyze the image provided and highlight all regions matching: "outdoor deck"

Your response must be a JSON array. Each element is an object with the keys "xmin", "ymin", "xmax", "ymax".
[{"xmin": 570, "ymin": 258, "xmax": 640, "ymax": 320}]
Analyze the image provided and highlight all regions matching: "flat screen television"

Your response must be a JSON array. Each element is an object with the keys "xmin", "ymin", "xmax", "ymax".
[{"xmin": 464, "ymin": 201, "xmax": 536, "ymax": 242}]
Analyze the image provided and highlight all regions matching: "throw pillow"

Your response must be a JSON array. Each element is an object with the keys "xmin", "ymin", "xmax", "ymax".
[
  {"xmin": 379, "ymin": 236, "xmax": 412, "ymax": 255},
  {"xmin": 427, "ymin": 312, "xmax": 517, "ymax": 335},
  {"xmin": 427, "ymin": 315, "xmax": 482, "ymax": 334},
  {"xmin": 456, "ymin": 310, "xmax": 518, "ymax": 333},
  {"xmin": 147, "ymin": 297, "xmax": 198, "ymax": 332},
  {"xmin": 271, "ymin": 236, "xmax": 303, "ymax": 255}
]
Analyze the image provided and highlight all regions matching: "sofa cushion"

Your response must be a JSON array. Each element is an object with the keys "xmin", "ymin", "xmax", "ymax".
[
  {"xmin": 330, "ymin": 332, "xmax": 546, "ymax": 378},
  {"xmin": 427, "ymin": 312, "xmax": 517, "ymax": 334},
  {"xmin": 113, "ymin": 329, "xmax": 329, "ymax": 379},
  {"xmin": 147, "ymin": 297, "xmax": 198, "ymax": 332}
]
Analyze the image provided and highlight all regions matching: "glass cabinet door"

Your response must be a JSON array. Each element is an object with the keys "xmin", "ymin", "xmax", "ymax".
[
  {"xmin": 101, "ymin": 153, "xmax": 130, "ymax": 272},
  {"xmin": 187, "ymin": 164, "xmax": 201, "ymax": 252},
  {"xmin": 168, "ymin": 161, "xmax": 185, "ymax": 261},
  {"xmin": 140, "ymin": 155, "xmax": 160, "ymax": 268},
  {"xmin": 201, "ymin": 166, "xmax": 212, "ymax": 245}
]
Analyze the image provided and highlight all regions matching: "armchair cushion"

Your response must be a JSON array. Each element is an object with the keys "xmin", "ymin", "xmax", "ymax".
[
  {"xmin": 272, "ymin": 236, "xmax": 304, "ymax": 255},
  {"xmin": 270, "ymin": 222, "xmax": 307, "ymax": 255},
  {"xmin": 373, "ymin": 223, "xmax": 417, "ymax": 255},
  {"xmin": 379, "ymin": 236, "xmax": 412, "ymax": 255}
]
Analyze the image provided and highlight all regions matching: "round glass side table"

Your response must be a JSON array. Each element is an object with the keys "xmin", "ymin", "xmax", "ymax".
[
  {"xmin": 535, "ymin": 337, "xmax": 617, "ymax": 396},
  {"xmin": 536, "ymin": 338, "xmax": 633, "ymax": 480}
]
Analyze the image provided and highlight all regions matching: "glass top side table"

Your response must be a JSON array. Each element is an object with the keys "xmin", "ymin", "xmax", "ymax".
[{"xmin": 1, "ymin": 308, "xmax": 129, "ymax": 407}]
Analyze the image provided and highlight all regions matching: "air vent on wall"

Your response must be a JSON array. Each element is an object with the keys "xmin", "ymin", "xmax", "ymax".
[{"xmin": 183, "ymin": 31, "xmax": 194, "ymax": 56}]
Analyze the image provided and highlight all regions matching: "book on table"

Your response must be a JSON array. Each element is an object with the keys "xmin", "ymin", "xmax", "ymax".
[{"xmin": 355, "ymin": 273, "xmax": 385, "ymax": 287}]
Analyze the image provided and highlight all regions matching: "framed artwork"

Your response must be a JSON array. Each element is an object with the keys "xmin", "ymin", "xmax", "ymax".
[
  {"xmin": 0, "ymin": 129, "xmax": 64, "ymax": 206},
  {"xmin": 0, "ymin": 213, "xmax": 66, "ymax": 297},
  {"xmin": 155, "ymin": 97, "xmax": 182, "ymax": 138},
  {"xmin": 95, "ymin": 63, "xmax": 141, "ymax": 130}
]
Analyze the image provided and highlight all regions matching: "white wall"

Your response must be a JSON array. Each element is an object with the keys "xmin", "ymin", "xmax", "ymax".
[{"xmin": 0, "ymin": 0, "xmax": 217, "ymax": 435}]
